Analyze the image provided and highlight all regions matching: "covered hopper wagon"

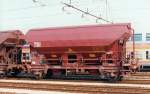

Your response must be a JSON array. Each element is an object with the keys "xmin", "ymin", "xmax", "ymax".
[
  {"xmin": 23, "ymin": 23, "xmax": 136, "ymax": 81},
  {"xmin": 0, "ymin": 23, "xmax": 136, "ymax": 81}
]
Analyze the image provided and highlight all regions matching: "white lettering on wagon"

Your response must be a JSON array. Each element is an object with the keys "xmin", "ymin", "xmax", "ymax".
[{"xmin": 34, "ymin": 42, "xmax": 41, "ymax": 47}]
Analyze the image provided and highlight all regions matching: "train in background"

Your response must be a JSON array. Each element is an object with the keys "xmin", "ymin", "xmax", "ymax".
[
  {"xmin": 0, "ymin": 23, "xmax": 137, "ymax": 81},
  {"xmin": 126, "ymin": 42, "xmax": 150, "ymax": 72}
]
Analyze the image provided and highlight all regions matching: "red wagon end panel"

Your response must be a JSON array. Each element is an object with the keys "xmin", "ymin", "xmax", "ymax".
[{"xmin": 26, "ymin": 23, "xmax": 131, "ymax": 48}]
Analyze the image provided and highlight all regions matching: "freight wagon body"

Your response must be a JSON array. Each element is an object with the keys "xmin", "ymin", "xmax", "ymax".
[
  {"xmin": 23, "ymin": 23, "xmax": 135, "ymax": 81},
  {"xmin": 0, "ymin": 30, "xmax": 25, "ymax": 76}
]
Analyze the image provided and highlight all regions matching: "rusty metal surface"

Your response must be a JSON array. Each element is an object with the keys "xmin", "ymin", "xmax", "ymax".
[
  {"xmin": 0, "ymin": 30, "xmax": 25, "ymax": 44},
  {"xmin": 26, "ymin": 23, "xmax": 131, "ymax": 47},
  {"xmin": 0, "ymin": 30, "xmax": 25, "ymax": 68},
  {"xmin": 0, "ymin": 25, "xmax": 133, "ymax": 80}
]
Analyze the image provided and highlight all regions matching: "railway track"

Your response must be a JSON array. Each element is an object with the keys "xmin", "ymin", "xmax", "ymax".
[
  {"xmin": 130, "ymin": 72, "xmax": 150, "ymax": 78},
  {"xmin": 0, "ymin": 72, "xmax": 149, "ymax": 94},
  {"xmin": 123, "ymin": 72, "xmax": 150, "ymax": 83},
  {"xmin": 3, "ymin": 72, "xmax": 150, "ymax": 85},
  {"xmin": 0, "ymin": 92, "xmax": 15, "ymax": 94},
  {"xmin": 3, "ymin": 77, "xmax": 150, "ymax": 85},
  {"xmin": 122, "ymin": 72, "xmax": 150, "ymax": 84},
  {"xmin": 0, "ymin": 80, "xmax": 150, "ymax": 94}
]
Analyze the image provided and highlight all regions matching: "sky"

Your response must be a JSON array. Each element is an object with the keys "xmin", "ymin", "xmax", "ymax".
[{"xmin": 0, "ymin": 0, "xmax": 150, "ymax": 34}]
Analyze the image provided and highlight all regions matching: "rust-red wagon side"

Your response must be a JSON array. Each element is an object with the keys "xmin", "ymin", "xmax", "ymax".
[{"xmin": 23, "ymin": 23, "xmax": 134, "ymax": 81}]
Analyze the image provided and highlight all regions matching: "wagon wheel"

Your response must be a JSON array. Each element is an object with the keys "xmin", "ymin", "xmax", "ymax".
[
  {"xmin": 107, "ymin": 73, "xmax": 122, "ymax": 82},
  {"xmin": 107, "ymin": 76, "xmax": 118, "ymax": 82},
  {"xmin": 117, "ymin": 75, "xmax": 123, "ymax": 81},
  {"xmin": 41, "ymin": 73, "xmax": 47, "ymax": 79},
  {"xmin": 35, "ymin": 73, "xmax": 43, "ymax": 80},
  {"xmin": 0, "ymin": 72, "xmax": 5, "ymax": 78},
  {"xmin": 45, "ymin": 69, "xmax": 53, "ymax": 79}
]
